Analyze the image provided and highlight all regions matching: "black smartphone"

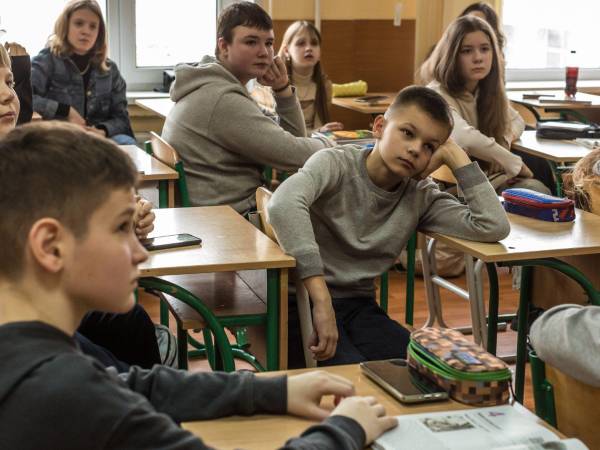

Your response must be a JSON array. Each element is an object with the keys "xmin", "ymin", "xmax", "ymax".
[
  {"xmin": 139, "ymin": 233, "xmax": 202, "ymax": 251},
  {"xmin": 360, "ymin": 359, "xmax": 448, "ymax": 404}
]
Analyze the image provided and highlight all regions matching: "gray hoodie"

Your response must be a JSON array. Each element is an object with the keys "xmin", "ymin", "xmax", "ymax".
[
  {"xmin": 162, "ymin": 56, "xmax": 328, "ymax": 214},
  {"xmin": 530, "ymin": 304, "xmax": 600, "ymax": 387}
]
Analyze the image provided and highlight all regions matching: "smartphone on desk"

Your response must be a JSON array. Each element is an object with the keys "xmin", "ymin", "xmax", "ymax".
[
  {"xmin": 139, "ymin": 233, "xmax": 202, "ymax": 251},
  {"xmin": 355, "ymin": 95, "xmax": 388, "ymax": 103},
  {"xmin": 360, "ymin": 359, "xmax": 448, "ymax": 404}
]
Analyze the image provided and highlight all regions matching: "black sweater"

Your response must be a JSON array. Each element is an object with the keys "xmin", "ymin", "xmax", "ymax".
[
  {"xmin": 0, "ymin": 321, "xmax": 365, "ymax": 449},
  {"xmin": 10, "ymin": 55, "xmax": 33, "ymax": 124}
]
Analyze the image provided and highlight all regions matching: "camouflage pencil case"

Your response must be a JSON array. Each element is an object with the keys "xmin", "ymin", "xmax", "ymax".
[{"xmin": 407, "ymin": 327, "xmax": 512, "ymax": 406}]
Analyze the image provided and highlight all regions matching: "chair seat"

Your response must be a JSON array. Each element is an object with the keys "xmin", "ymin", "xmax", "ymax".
[{"xmin": 158, "ymin": 271, "xmax": 267, "ymax": 330}]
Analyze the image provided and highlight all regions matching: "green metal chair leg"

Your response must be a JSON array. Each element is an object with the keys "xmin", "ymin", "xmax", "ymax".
[
  {"xmin": 405, "ymin": 232, "xmax": 417, "ymax": 326},
  {"xmin": 177, "ymin": 325, "xmax": 189, "ymax": 370},
  {"xmin": 159, "ymin": 300, "xmax": 170, "ymax": 327},
  {"xmin": 266, "ymin": 269, "xmax": 280, "ymax": 371},
  {"xmin": 158, "ymin": 180, "xmax": 168, "ymax": 208},
  {"xmin": 379, "ymin": 272, "xmax": 389, "ymax": 313},
  {"xmin": 515, "ymin": 266, "xmax": 533, "ymax": 403},
  {"xmin": 485, "ymin": 263, "xmax": 500, "ymax": 354},
  {"xmin": 530, "ymin": 350, "xmax": 558, "ymax": 427}
]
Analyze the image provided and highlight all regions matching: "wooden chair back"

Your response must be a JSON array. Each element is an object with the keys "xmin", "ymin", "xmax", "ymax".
[
  {"xmin": 147, "ymin": 131, "xmax": 191, "ymax": 207},
  {"xmin": 149, "ymin": 131, "xmax": 179, "ymax": 168},
  {"xmin": 510, "ymin": 100, "xmax": 538, "ymax": 129},
  {"xmin": 546, "ymin": 363, "xmax": 600, "ymax": 449},
  {"xmin": 256, "ymin": 187, "xmax": 317, "ymax": 368}
]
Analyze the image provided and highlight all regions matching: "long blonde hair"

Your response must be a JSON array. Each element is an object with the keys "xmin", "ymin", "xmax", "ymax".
[
  {"xmin": 422, "ymin": 16, "xmax": 508, "ymax": 147},
  {"xmin": 49, "ymin": 0, "xmax": 109, "ymax": 72},
  {"xmin": 278, "ymin": 21, "xmax": 330, "ymax": 123},
  {"xmin": 0, "ymin": 46, "xmax": 11, "ymax": 69}
]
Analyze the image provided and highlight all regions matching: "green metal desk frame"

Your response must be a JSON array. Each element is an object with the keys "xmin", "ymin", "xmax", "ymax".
[
  {"xmin": 485, "ymin": 258, "xmax": 600, "ymax": 403},
  {"xmin": 140, "ymin": 268, "xmax": 283, "ymax": 372}
]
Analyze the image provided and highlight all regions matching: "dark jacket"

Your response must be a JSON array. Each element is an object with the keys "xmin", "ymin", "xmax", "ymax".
[
  {"xmin": 31, "ymin": 48, "xmax": 133, "ymax": 137},
  {"xmin": 10, "ymin": 54, "xmax": 33, "ymax": 124},
  {"xmin": 0, "ymin": 321, "xmax": 364, "ymax": 450}
]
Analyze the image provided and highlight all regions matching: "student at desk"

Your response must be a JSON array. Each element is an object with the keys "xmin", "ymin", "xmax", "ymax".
[
  {"xmin": 268, "ymin": 86, "xmax": 510, "ymax": 368},
  {"xmin": 422, "ymin": 16, "xmax": 550, "ymax": 194},
  {"xmin": 162, "ymin": 2, "xmax": 330, "ymax": 215},
  {"xmin": 0, "ymin": 123, "xmax": 396, "ymax": 449},
  {"xmin": 0, "ymin": 45, "xmax": 162, "ymax": 371},
  {"xmin": 31, "ymin": 0, "xmax": 136, "ymax": 145}
]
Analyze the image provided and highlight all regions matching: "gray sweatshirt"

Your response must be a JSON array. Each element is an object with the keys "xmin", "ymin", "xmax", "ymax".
[
  {"xmin": 162, "ymin": 55, "xmax": 328, "ymax": 214},
  {"xmin": 268, "ymin": 146, "xmax": 510, "ymax": 299},
  {"xmin": 530, "ymin": 304, "xmax": 600, "ymax": 387}
]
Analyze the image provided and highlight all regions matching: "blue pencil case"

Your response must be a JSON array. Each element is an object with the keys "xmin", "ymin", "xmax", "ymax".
[{"xmin": 501, "ymin": 188, "xmax": 575, "ymax": 222}]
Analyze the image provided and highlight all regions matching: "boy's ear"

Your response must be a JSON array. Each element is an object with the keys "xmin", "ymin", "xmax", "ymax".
[
  {"xmin": 217, "ymin": 37, "xmax": 229, "ymax": 57},
  {"xmin": 27, "ymin": 218, "xmax": 71, "ymax": 274},
  {"xmin": 372, "ymin": 115, "xmax": 386, "ymax": 139}
]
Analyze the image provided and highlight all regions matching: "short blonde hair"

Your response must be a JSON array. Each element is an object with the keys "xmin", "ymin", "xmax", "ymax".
[
  {"xmin": 0, "ymin": 45, "xmax": 11, "ymax": 69},
  {"xmin": 49, "ymin": 0, "xmax": 109, "ymax": 72}
]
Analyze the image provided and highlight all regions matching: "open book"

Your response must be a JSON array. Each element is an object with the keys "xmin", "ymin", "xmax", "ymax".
[{"xmin": 373, "ymin": 404, "xmax": 588, "ymax": 450}]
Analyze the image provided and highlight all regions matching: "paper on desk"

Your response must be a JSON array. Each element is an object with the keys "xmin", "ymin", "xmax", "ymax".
[{"xmin": 373, "ymin": 405, "xmax": 588, "ymax": 450}]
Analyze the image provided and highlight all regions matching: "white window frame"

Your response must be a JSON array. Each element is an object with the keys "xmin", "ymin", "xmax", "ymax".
[{"xmin": 107, "ymin": 0, "xmax": 233, "ymax": 91}]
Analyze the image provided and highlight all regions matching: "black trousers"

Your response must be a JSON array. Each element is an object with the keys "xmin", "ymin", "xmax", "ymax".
[
  {"xmin": 287, "ymin": 295, "xmax": 411, "ymax": 369},
  {"xmin": 76, "ymin": 303, "xmax": 161, "ymax": 371}
]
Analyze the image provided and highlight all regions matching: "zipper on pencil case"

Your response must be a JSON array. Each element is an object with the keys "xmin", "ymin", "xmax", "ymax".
[{"xmin": 408, "ymin": 342, "xmax": 512, "ymax": 382}]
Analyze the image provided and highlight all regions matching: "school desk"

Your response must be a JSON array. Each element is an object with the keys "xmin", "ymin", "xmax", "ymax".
[
  {"xmin": 182, "ymin": 364, "xmax": 564, "ymax": 450},
  {"xmin": 138, "ymin": 206, "xmax": 295, "ymax": 370},
  {"xmin": 331, "ymin": 92, "xmax": 396, "ymax": 115},
  {"xmin": 120, "ymin": 144, "xmax": 178, "ymax": 207},
  {"xmin": 134, "ymin": 97, "xmax": 174, "ymax": 119},
  {"xmin": 507, "ymin": 90, "xmax": 600, "ymax": 111},
  {"xmin": 423, "ymin": 207, "xmax": 600, "ymax": 402},
  {"xmin": 511, "ymin": 130, "xmax": 592, "ymax": 195},
  {"xmin": 182, "ymin": 364, "xmax": 469, "ymax": 449}
]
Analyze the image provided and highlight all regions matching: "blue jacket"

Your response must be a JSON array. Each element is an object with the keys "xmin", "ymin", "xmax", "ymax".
[{"xmin": 31, "ymin": 48, "xmax": 133, "ymax": 137}]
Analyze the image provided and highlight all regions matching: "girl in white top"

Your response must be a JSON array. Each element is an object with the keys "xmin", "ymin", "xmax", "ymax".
[
  {"xmin": 278, "ymin": 21, "xmax": 343, "ymax": 134},
  {"xmin": 422, "ymin": 16, "xmax": 550, "ymax": 193}
]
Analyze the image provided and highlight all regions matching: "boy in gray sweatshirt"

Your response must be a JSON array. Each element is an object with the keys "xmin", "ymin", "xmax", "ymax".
[
  {"xmin": 162, "ymin": 2, "xmax": 329, "ymax": 215},
  {"xmin": 268, "ymin": 86, "xmax": 511, "ymax": 367}
]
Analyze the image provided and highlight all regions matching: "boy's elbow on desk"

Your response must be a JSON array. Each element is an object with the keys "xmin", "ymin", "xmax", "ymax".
[{"xmin": 480, "ymin": 216, "xmax": 511, "ymax": 242}]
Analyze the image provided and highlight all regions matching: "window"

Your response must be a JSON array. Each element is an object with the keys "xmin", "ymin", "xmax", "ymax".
[
  {"xmin": 110, "ymin": 0, "xmax": 219, "ymax": 89},
  {"xmin": 135, "ymin": 0, "xmax": 217, "ymax": 68},
  {"xmin": 503, "ymin": 0, "xmax": 600, "ymax": 81},
  {"xmin": 0, "ymin": 1, "xmax": 107, "ymax": 57}
]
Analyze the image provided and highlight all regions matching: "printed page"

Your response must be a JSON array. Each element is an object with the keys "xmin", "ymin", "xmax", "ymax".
[
  {"xmin": 497, "ymin": 438, "xmax": 588, "ymax": 450},
  {"xmin": 373, "ymin": 405, "xmax": 560, "ymax": 450}
]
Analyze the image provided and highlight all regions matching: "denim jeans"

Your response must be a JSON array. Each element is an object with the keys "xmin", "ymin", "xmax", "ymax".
[
  {"xmin": 287, "ymin": 295, "xmax": 411, "ymax": 369},
  {"xmin": 110, "ymin": 133, "xmax": 137, "ymax": 145}
]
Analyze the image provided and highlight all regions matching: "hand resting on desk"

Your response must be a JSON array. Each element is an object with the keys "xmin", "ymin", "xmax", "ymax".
[{"xmin": 287, "ymin": 371, "xmax": 398, "ymax": 445}]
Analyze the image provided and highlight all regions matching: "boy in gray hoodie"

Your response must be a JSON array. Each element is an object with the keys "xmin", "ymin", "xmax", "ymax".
[
  {"xmin": 268, "ymin": 86, "xmax": 511, "ymax": 367},
  {"xmin": 162, "ymin": 2, "xmax": 329, "ymax": 215}
]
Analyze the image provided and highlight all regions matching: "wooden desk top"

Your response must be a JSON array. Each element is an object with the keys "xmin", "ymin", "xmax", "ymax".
[
  {"xmin": 426, "ymin": 207, "xmax": 600, "ymax": 263},
  {"xmin": 507, "ymin": 90, "xmax": 600, "ymax": 110},
  {"xmin": 134, "ymin": 97, "xmax": 174, "ymax": 119},
  {"xmin": 139, "ymin": 206, "xmax": 295, "ymax": 276},
  {"xmin": 332, "ymin": 92, "xmax": 396, "ymax": 115},
  {"xmin": 512, "ymin": 130, "xmax": 591, "ymax": 163},
  {"xmin": 183, "ymin": 364, "xmax": 473, "ymax": 450},
  {"xmin": 120, "ymin": 145, "xmax": 178, "ymax": 181}
]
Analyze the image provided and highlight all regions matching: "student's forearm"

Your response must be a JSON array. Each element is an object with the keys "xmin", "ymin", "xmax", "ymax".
[{"xmin": 303, "ymin": 275, "xmax": 332, "ymax": 307}]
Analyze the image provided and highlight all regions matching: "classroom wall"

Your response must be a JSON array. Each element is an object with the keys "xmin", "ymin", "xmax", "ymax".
[{"xmin": 265, "ymin": 0, "xmax": 416, "ymax": 20}]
